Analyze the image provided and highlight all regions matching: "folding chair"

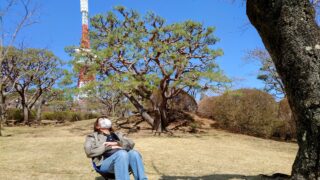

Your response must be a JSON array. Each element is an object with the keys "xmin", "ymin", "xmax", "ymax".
[{"xmin": 92, "ymin": 161, "xmax": 115, "ymax": 180}]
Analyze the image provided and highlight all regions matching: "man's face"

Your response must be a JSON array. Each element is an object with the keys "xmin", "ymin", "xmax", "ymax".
[{"xmin": 98, "ymin": 118, "xmax": 112, "ymax": 129}]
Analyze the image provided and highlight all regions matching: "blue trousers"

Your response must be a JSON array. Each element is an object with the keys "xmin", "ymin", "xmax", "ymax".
[{"xmin": 100, "ymin": 149, "xmax": 148, "ymax": 180}]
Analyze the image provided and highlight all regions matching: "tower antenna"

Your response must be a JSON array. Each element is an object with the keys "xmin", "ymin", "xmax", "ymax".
[{"xmin": 77, "ymin": 0, "xmax": 94, "ymax": 89}]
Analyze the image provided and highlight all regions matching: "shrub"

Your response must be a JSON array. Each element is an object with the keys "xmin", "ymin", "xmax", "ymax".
[
  {"xmin": 70, "ymin": 113, "xmax": 83, "ymax": 122},
  {"xmin": 41, "ymin": 111, "xmax": 100, "ymax": 122},
  {"xmin": 42, "ymin": 111, "xmax": 81, "ymax": 122},
  {"xmin": 211, "ymin": 89, "xmax": 280, "ymax": 138},
  {"xmin": 7, "ymin": 109, "xmax": 99, "ymax": 124},
  {"xmin": 273, "ymin": 98, "xmax": 296, "ymax": 140},
  {"xmin": 7, "ymin": 108, "xmax": 36, "ymax": 122},
  {"xmin": 7, "ymin": 109, "xmax": 23, "ymax": 121},
  {"xmin": 197, "ymin": 96, "xmax": 218, "ymax": 118},
  {"xmin": 189, "ymin": 122, "xmax": 199, "ymax": 133},
  {"xmin": 42, "ymin": 111, "xmax": 69, "ymax": 122},
  {"xmin": 84, "ymin": 112, "xmax": 99, "ymax": 120}
]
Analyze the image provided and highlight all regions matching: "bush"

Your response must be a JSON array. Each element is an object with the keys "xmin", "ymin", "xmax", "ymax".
[
  {"xmin": 84, "ymin": 112, "xmax": 99, "ymax": 120},
  {"xmin": 41, "ymin": 111, "xmax": 100, "ymax": 122},
  {"xmin": 42, "ymin": 111, "xmax": 80, "ymax": 122},
  {"xmin": 211, "ymin": 89, "xmax": 280, "ymax": 138},
  {"xmin": 6, "ymin": 109, "xmax": 99, "ymax": 124},
  {"xmin": 273, "ymin": 98, "xmax": 296, "ymax": 140},
  {"xmin": 7, "ymin": 109, "xmax": 23, "ymax": 121},
  {"xmin": 70, "ymin": 113, "xmax": 83, "ymax": 122},
  {"xmin": 7, "ymin": 108, "xmax": 36, "ymax": 122},
  {"xmin": 197, "ymin": 96, "xmax": 218, "ymax": 118},
  {"xmin": 42, "ymin": 111, "xmax": 69, "ymax": 122}
]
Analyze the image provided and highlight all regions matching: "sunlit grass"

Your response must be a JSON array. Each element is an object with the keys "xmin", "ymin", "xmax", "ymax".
[{"xmin": 0, "ymin": 119, "xmax": 297, "ymax": 180}]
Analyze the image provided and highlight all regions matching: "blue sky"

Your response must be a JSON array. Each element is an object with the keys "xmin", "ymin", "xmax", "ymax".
[{"xmin": 4, "ymin": 0, "xmax": 266, "ymax": 90}]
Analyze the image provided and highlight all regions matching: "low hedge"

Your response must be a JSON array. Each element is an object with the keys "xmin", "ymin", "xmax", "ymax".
[
  {"xmin": 7, "ymin": 108, "xmax": 36, "ymax": 122},
  {"xmin": 41, "ymin": 111, "xmax": 99, "ymax": 122},
  {"xmin": 7, "ymin": 108, "xmax": 99, "ymax": 122}
]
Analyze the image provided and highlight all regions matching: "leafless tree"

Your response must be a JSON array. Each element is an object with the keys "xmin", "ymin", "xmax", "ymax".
[
  {"xmin": 0, "ymin": 0, "xmax": 38, "ymax": 135},
  {"xmin": 246, "ymin": 48, "xmax": 285, "ymax": 98}
]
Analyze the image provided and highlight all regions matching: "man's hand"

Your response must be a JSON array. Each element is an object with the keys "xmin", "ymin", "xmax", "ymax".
[
  {"xmin": 103, "ymin": 142, "xmax": 119, "ymax": 147},
  {"xmin": 111, "ymin": 145, "xmax": 122, "ymax": 149}
]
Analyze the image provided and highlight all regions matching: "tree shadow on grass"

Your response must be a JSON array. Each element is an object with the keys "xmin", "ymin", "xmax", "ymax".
[
  {"xmin": 160, "ymin": 173, "xmax": 290, "ymax": 180},
  {"xmin": 160, "ymin": 173, "xmax": 289, "ymax": 180},
  {"xmin": 160, "ymin": 174, "xmax": 259, "ymax": 180},
  {"xmin": 95, "ymin": 174, "xmax": 260, "ymax": 180},
  {"xmin": 95, "ymin": 176, "xmax": 105, "ymax": 180},
  {"xmin": 94, "ymin": 176, "xmax": 103, "ymax": 180},
  {"xmin": 95, "ymin": 174, "xmax": 289, "ymax": 180}
]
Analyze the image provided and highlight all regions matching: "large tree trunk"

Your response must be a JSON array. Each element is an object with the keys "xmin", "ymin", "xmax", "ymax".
[
  {"xmin": 36, "ymin": 96, "xmax": 44, "ymax": 124},
  {"xmin": 0, "ymin": 92, "xmax": 5, "ymax": 136},
  {"xmin": 124, "ymin": 91, "xmax": 169, "ymax": 133},
  {"xmin": 0, "ymin": 93, "xmax": 6, "ymax": 122},
  {"xmin": 153, "ymin": 101, "xmax": 169, "ymax": 133},
  {"xmin": 247, "ymin": 0, "xmax": 320, "ymax": 179},
  {"xmin": 36, "ymin": 104, "xmax": 41, "ymax": 123},
  {"xmin": 149, "ymin": 89, "xmax": 170, "ymax": 133},
  {"xmin": 0, "ymin": 86, "xmax": 7, "ymax": 136},
  {"xmin": 123, "ymin": 93, "xmax": 155, "ymax": 126},
  {"xmin": 160, "ymin": 102, "xmax": 168, "ymax": 128},
  {"xmin": 22, "ymin": 104, "xmax": 29, "ymax": 125}
]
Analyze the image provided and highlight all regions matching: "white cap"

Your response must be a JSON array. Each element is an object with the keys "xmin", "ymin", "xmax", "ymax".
[{"xmin": 99, "ymin": 118, "xmax": 112, "ymax": 129}]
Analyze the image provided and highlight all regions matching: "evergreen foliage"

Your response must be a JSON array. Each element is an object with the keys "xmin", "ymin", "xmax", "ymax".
[{"xmin": 70, "ymin": 7, "xmax": 230, "ymax": 131}]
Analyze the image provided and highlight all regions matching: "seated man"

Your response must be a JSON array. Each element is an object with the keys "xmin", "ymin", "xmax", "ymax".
[{"xmin": 84, "ymin": 116, "xmax": 148, "ymax": 180}]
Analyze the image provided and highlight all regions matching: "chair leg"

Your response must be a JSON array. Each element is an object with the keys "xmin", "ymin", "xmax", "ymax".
[{"xmin": 101, "ymin": 174, "xmax": 115, "ymax": 180}]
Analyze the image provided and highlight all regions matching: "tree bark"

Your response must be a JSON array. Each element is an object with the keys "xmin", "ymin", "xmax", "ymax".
[
  {"xmin": 160, "ymin": 102, "xmax": 168, "ymax": 128},
  {"xmin": 0, "ymin": 87, "xmax": 7, "ymax": 136},
  {"xmin": 153, "ymin": 101, "xmax": 169, "ymax": 133},
  {"xmin": 149, "ymin": 89, "xmax": 170, "ymax": 133},
  {"xmin": 36, "ymin": 96, "xmax": 44, "ymax": 124},
  {"xmin": 111, "ymin": 94, "xmax": 116, "ymax": 117},
  {"xmin": 123, "ymin": 93, "xmax": 155, "ymax": 126},
  {"xmin": 22, "ymin": 104, "xmax": 29, "ymax": 125},
  {"xmin": 36, "ymin": 103, "xmax": 41, "ymax": 123},
  {"xmin": 247, "ymin": 0, "xmax": 320, "ymax": 179},
  {"xmin": 0, "ymin": 94, "xmax": 4, "ymax": 136},
  {"xmin": 19, "ymin": 90, "xmax": 32, "ymax": 125}
]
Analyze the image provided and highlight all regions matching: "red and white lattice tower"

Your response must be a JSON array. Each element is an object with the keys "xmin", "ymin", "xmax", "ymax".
[{"xmin": 77, "ymin": 0, "xmax": 94, "ymax": 89}]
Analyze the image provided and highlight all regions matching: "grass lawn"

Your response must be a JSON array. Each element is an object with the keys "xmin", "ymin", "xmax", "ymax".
[{"xmin": 0, "ymin": 119, "xmax": 297, "ymax": 180}]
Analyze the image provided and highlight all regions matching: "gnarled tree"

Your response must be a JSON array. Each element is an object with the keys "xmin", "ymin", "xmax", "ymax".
[
  {"xmin": 89, "ymin": 7, "xmax": 229, "ymax": 132},
  {"xmin": 0, "ymin": 0, "xmax": 38, "ymax": 135},
  {"xmin": 4, "ymin": 48, "xmax": 62, "ymax": 124},
  {"xmin": 247, "ymin": 0, "xmax": 320, "ymax": 179}
]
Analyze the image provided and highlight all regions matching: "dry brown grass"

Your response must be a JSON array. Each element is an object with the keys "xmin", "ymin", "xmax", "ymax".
[{"xmin": 0, "ymin": 119, "xmax": 297, "ymax": 180}]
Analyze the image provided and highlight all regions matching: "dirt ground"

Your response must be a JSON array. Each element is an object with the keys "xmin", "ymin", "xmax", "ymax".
[{"xmin": 0, "ymin": 119, "xmax": 297, "ymax": 180}]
